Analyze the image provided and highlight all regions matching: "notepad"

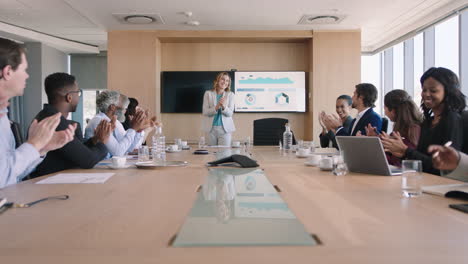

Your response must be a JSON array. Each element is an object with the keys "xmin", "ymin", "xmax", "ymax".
[
  {"xmin": 36, "ymin": 173, "xmax": 114, "ymax": 184},
  {"xmin": 422, "ymin": 183, "xmax": 468, "ymax": 199}
]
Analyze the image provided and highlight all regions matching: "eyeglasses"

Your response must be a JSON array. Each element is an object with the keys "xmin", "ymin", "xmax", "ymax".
[{"xmin": 66, "ymin": 89, "xmax": 82, "ymax": 97}]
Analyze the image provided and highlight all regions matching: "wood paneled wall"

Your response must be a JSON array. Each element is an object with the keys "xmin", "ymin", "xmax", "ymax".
[
  {"xmin": 161, "ymin": 42, "xmax": 308, "ymax": 141},
  {"xmin": 107, "ymin": 32, "xmax": 159, "ymax": 114},
  {"xmin": 312, "ymin": 31, "xmax": 361, "ymax": 141},
  {"xmin": 107, "ymin": 30, "xmax": 361, "ymax": 143}
]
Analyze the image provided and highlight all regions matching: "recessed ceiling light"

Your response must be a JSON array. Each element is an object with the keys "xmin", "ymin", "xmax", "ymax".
[
  {"xmin": 298, "ymin": 14, "xmax": 345, "ymax": 25},
  {"xmin": 124, "ymin": 15, "xmax": 155, "ymax": 24}
]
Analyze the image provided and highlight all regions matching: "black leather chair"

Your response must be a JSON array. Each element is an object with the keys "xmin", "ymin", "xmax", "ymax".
[
  {"xmin": 381, "ymin": 117, "xmax": 389, "ymax": 133},
  {"xmin": 253, "ymin": 118, "xmax": 296, "ymax": 146},
  {"xmin": 10, "ymin": 120, "xmax": 24, "ymax": 148}
]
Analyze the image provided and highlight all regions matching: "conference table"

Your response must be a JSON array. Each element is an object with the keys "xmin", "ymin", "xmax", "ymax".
[{"xmin": 0, "ymin": 146, "xmax": 467, "ymax": 264}]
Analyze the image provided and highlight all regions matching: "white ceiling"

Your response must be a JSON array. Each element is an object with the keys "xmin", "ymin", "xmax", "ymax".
[{"xmin": 0, "ymin": 0, "xmax": 466, "ymax": 53}]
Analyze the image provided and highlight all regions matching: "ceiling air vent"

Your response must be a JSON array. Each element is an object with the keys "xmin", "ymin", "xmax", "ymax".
[
  {"xmin": 113, "ymin": 13, "xmax": 165, "ymax": 25},
  {"xmin": 298, "ymin": 14, "xmax": 345, "ymax": 25}
]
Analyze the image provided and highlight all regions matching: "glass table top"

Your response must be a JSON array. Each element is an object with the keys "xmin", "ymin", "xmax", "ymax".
[{"xmin": 173, "ymin": 168, "xmax": 317, "ymax": 247}]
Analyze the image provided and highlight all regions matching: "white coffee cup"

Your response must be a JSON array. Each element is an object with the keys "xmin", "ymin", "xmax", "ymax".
[
  {"xmin": 319, "ymin": 157, "xmax": 333, "ymax": 170},
  {"xmin": 307, "ymin": 154, "xmax": 321, "ymax": 166},
  {"xmin": 111, "ymin": 156, "xmax": 126, "ymax": 168},
  {"xmin": 168, "ymin": 144, "xmax": 179, "ymax": 151},
  {"xmin": 232, "ymin": 141, "xmax": 240, "ymax": 147},
  {"xmin": 298, "ymin": 148, "xmax": 310, "ymax": 156},
  {"xmin": 181, "ymin": 141, "xmax": 188, "ymax": 147}
]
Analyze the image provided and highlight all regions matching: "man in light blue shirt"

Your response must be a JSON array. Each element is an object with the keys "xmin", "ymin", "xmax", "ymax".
[
  {"xmin": 85, "ymin": 91, "xmax": 148, "ymax": 157},
  {"xmin": 0, "ymin": 37, "xmax": 75, "ymax": 188}
]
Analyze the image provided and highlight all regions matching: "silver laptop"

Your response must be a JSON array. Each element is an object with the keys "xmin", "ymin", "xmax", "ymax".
[{"xmin": 336, "ymin": 136, "xmax": 402, "ymax": 176}]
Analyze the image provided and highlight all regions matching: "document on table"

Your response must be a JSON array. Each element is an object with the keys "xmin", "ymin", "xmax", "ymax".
[{"xmin": 36, "ymin": 173, "xmax": 115, "ymax": 184}]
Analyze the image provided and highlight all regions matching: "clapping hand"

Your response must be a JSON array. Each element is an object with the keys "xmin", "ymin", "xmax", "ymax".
[
  {"xmin": 322, "ymin": 113, "xmax": 342, "ymax": 132},
  {"xmin": 93, "ymin": 119, "xmax": 113, "ymax": 144},
  {"xmin": 27, "ymin": 113, "xmax": 61, "ymax": 152},
  {"xmin": 318, "ymin": 111, "xmax": 327, "ymax": 133},
  {"xmin": 216, "ymin": 96, "xmax": 226, "ymax": 111},
  {"xmin": 110, "ymin": 115, "xmax": 117, "ymax": 131},
  {"xmin": 428, "ymin": 145, "xmax": 460, "ymax": 171},
  {"xmin": 380, "ymin": 131, "xmax": 407, "ymax": 157},
  {"xmin": 40, "ymin": 123, "xmax": 77, "ymax": 155},
  {"xmin": 130, "ymin": 109, "xmax": 147, "ymax": 132},
  {"xmin": 364, "ymin": 123, "xmax": 379, "ymax": 137}
]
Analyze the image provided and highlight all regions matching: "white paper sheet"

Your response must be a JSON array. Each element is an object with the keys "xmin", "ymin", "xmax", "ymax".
[{"xmin": 36, "ymin": 173, "xmax": 114, "ymax": 184}]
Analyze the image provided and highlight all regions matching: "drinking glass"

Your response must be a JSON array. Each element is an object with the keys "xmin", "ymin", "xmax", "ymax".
[
  {"xmin": 198, "ymin": 136, "xmax": 206, "ymax": 149},
  {"xmin": 175, "ymin": 138, "xmax": 182, "ymax": 148},
  {"xmin": 138, "ymin": 146, "xmax": 150, "ymax": 162},
  {"xmin": 332, "ymin": 153, "xmax": 348, "ymax": 176},
  {"xmin": 401, "ymin": 160, "xmax": 423, "ymax": 197},
  {"xmin": 245, "ymin": 136, "xmax": 252, "ymax": 156}
]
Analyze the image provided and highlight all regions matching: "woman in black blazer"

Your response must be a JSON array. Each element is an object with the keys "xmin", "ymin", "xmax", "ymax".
[{"xmin": 382, "ymin": 67, "xmax": 466, "ymax": 175}]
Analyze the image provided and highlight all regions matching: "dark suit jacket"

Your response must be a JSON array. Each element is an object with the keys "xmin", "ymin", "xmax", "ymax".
[
  {"xmin": 29, "ymin": 104, "xmax": 108, "ymax": 178},
  {"xmin": 320, "ymin": 116, "xmax": 353, "ymax": 149},
  {"xmin": 336, "ymin": 108, "xmax": 382, "ymax": 136}
]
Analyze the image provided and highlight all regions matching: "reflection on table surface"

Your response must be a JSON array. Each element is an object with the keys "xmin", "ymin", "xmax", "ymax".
[{"xmin": 173, "ymin": 168, "xmax": 317, "ymax": 247}]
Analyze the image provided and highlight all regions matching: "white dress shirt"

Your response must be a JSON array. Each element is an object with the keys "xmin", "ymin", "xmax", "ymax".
[
  {"xmin": 350, "ymin": 107, "xmax": 371, "ymax": 135},
  {"xmin": 84, "ymin": 112, "xmax": 144, "ymax": 157},
  {"xmin": 0, "ymin": 108, "xmax": 43, "ymax": 188}
]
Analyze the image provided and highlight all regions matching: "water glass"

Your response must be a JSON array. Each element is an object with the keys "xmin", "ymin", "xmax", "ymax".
[
  {"xmin": 138, "ymin": 146, "xmax": 150, "ymax": 162},
  {"xmin": 297, "ymin": 139, "xmax": 304, "ymax": 149},
  {"xmin": 198, "ymin": 136, "xmax": 206, "ymax": 149},
  {"xmin": 303, "ymin": 141, "xmax": 315, "ymax": 153},
  {"xmin": 401, "ymin": 160, "xmax": 423, "ymax": 197},
  {"xmin": 175, "ymin": 138, "xmax": 182, "ymax": 148},
  {"xmin": 332, "ymin": 154, "xmax": 348, "ymax": 176},
  {"xmin": 245, "ymin": 136, "xmax": 252, "ymax": 156}
]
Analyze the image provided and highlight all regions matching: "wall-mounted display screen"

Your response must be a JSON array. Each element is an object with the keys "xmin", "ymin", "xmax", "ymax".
[
  {"xmin": 161, "ymin": 71, "xmax": 234, "ymax": 113},
  {"xmin": 234, "ymin": 71, "xmax": 306, "ymax": 112}
]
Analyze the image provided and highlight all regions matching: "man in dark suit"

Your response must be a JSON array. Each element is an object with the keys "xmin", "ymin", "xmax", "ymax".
[
  {"xmin": 323, "ymin": 83, "xmax": 382, "ymax": 136},
  {"xmin": 29, "ymin": 73, "xmax": 112, "ymax": 178}
]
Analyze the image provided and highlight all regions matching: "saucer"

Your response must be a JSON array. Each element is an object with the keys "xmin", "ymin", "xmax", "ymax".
[
  {"xmin": 166, "ymin": 149, "xmax": 182, "ymax": 153},
  {"xmin": 181, "ymin": 146, "xmax": 191, "ymax": 150},
  {"xmin": 304, "ymin": 161, "xmax": 318, "ymax": 167},
  {"xmin": 319, "ymin": 166, "xmax": 333, "ymax": 171},
  {"xmin": 296, "ymin": 153, "xmax": 311, "ymax": 158},
  {"xmin": 107, "ymin": 164, "xmax": 132, "ymax": 169},
  {"xmin": 231, "ymin": 145, "xmax": 241, "ymax": 148}
]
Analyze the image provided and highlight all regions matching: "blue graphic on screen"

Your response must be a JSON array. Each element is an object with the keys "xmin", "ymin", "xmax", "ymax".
[
  {"xmin": 245, "ymin": 93, "xmax": 256, "ymax": 105},
  {"xmin": 275, "ymin": 93, "xmax": 289, "ymax": 105},
  {"xmin": 239, "ymin": 76, "xmax": 294, "ymax": 84},
  {"xmin": 234, "ymin": 72, "xmax": 305, "ymax": 112}
]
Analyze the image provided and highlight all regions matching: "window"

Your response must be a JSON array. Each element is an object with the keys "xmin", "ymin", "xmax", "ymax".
[
  {"xmin": 361, "ymin": 53, "xmax": 382, "ymax": 114},
  {"xmin": 83, "ymin": 90, "xmax": 99, "ymax": 127},
  {"xmin": 393, "ymin": 42, "xmax": 404, "ymax": 90},
  {"xmin": 435, "ymin": 16, "xmax": 459, "ymax": 75},
  {"xmin": 413, "ymin": 33, "xmax": 424, "ymax": 106}
]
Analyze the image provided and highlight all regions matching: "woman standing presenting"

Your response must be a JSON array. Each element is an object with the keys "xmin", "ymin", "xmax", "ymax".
[{"xmin": 202, "ymin": 72, "xmax": 235, "ymax": 146}]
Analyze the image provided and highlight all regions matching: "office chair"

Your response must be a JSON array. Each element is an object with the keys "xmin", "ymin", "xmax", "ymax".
[
  {"xmin": 10, "ymin": 120, "xmax": 24, "ymax": 148},
  {"xmin": 381, "ymin": 117, "xmax": 389, "ymax": 133},
  {"xmin": 253, "ymin": 118, "xmax": 296, "ymax": 146}
]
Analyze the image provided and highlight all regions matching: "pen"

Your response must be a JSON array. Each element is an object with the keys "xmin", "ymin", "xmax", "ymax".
[{"xmin": 432, "ymin": 141, "xmax": 453, "ymax": 158}]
